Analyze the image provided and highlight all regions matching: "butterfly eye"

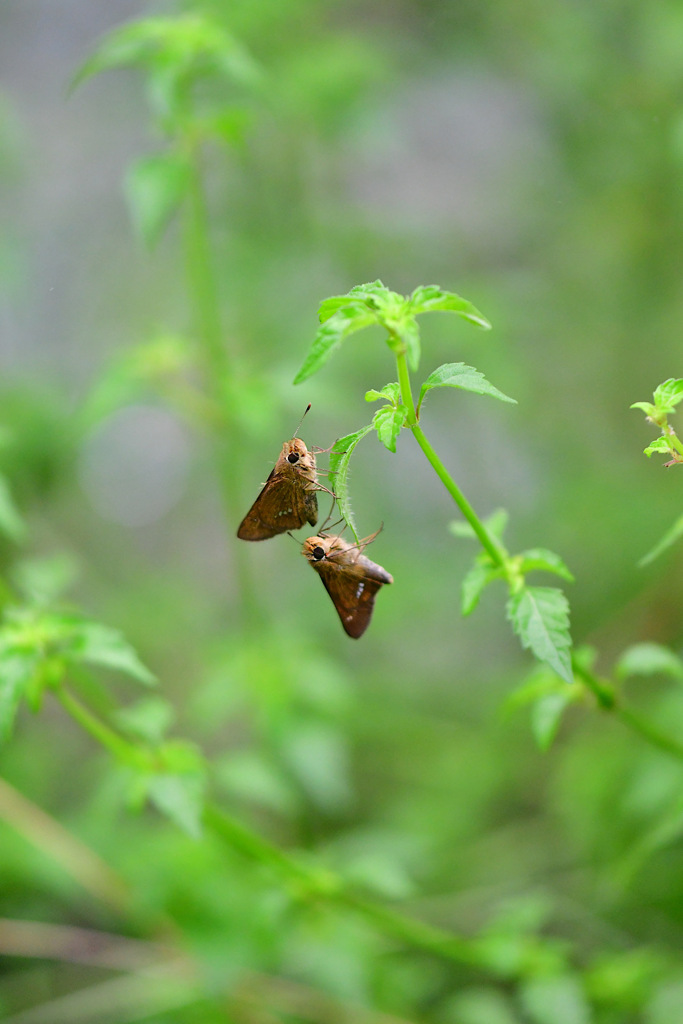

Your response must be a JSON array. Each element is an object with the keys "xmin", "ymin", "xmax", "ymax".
[
  {"xmin": 312, "ymin": 546, "xmax": 325, "ymax": 560},
  {"xmin": 287, "ymin": 453, "xmax": 300, "ymax": 464}
]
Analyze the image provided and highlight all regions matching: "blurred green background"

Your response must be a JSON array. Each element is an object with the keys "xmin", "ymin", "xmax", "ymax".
[{"xmin": 2, "ymin": 1, "xmax": 683, "ymax": 1021}]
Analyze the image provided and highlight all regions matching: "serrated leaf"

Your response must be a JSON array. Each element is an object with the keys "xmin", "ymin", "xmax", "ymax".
[
  {"xmin": 372, "ymin": 405, "xmax": 407, "ymax": 453},
  {"xmin": 0, "ymin": 652, "xmax": 39, "ymax": 743},
  {"xmin": 531, "ymin": 691, "xmax": 573, "ymax": 750},
  {"xmin": 639, "ymin": 513, "xmax": 683, "ymax": 566},
  {"xmin": 654, "ymin": 378, "xmax": 683, "ymax": 410},
  {"xmin": 58, "ymin": 618, "xmax": 156, "ymax": 686},
  {"xmin": 461, "ymin": 561, "xmax": 502, "ymax": 616},
  {"xmin": 328, "ymin": 426, "xmax": 374, "ymax": 541},
  {"xmin": 507, "ymin": 586, "xmax": 573, "ymax": 684},
  {"xmin": 0, "ymin": 473, "xmax": 26, "ymax": 544},
  {"xmin": 294, "ymin": 305, "xmax": 377, "ymax": 384},
  {"xmin": 365, "ymin": 382, "xmax": 400, "ymax": 404},
  {"xmin": 615, "ymin": 643, "xmax": 683, "ymax": 681},
  {"xmin": 408, "ymin": 285, "xmax": 492, "ymax": 329},
  {"xmin": 518, "ymin": 548, "xmax": 574, "ymax": 582},
  {"xmin": 125, "ymin": 151, "xmax": 190, "ymax": 250},
  {"xmin": 418, "ymin": 362, "xmax": 516, "ymax": 415},
  {"xmin": 630, "ymin": 401, "xmax": 657, "ymax": 417},
  {"xmin": 643, "ymin": 436, "xmax": 672, "ymax": 457}
]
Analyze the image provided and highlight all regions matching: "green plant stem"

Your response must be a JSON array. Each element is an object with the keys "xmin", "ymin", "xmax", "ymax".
[
  {"xmin": 571, "ymin": 660, "xmax": 683, "ymax": 762},
  {"xmin": 614, "ymin": 705, "xmax": 683, "ymax": 762},
  {"xmin": 571, "ymin": 660, "xmax": 616, "ymax": 709},
  {"xmin": 58, "ymin": 688, "xmax": 149, "ymax": 769},
  {"xmin": 184, "ymin": 143, "xmax": 260, "ymax": 626},
  {"xmin": 396, "ymin": 353, "xmax": 505, "ymax": 568},
  {"xmin": 55, "ymin": 689, "xmax": 483, "ymax": 970},
  {"xmin": 0, "ymin": 776, "xmax": 133, "ymax": 919},
  {"xmin": 206, "ymin": 804, "xmax": 480, "ymax": 967}
]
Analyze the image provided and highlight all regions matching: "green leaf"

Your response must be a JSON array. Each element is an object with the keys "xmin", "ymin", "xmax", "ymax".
[
  {"xmin": 372, "ymin": 405, "xmax": 407, "ymax": 453},
  {"xmin": 12, "ymin": 554, "xmax": 79, "ymax": 605},
  {"xmin": 630, "ymin": 401, "xmax": 657, "ymax": 418},
  {"xmin": 531, "ymin": 691, "xmax": 573, "ymax": 750},
  {"xmin": 0, "ymin": 652, "xmax": 39, "ymax": 742},
  {"xmin": 639, "ymin": 513, "xmax": 683, "ymax": 566},
  {"xmin": 518, "ymin": 548, "xmax": 574, "ymax": 582},
  {"xmin": 654, "ymin": 378, "xmax": 683, "ymax": 411},
  {"xmin": 449, "ymin": 508, "xmax": 509, "ymax": 541},
  {"xmin": 328, "ymin": 426, "xmax": 374, "ymax": 541},
  {"xmin": 520, "ymin": 974, "xmax": 590, "ymax": 1024},
  {"xmin": 461, "ymin": 561, "xmax": 503, "ymax": 616},
  {"xmin": 643, "ymin": 436, "xmax": 673, "ymax": 457},
  {"xmin": 293, "ymin": 305, "xmax": 377, "ymax": 384},
  {"xmin": 0, "ymin": 473, "xmax": 26, "ymax": 544},
  {"xmin": 130, "ymin": 739, "xmax": 206, "ymax": 838},
  {"xmin": 365, "ymin": 382, "xmax": 400, "ymax": 404},
  {"xmin": 418, "ymin": 362, "xmax": 516, "ymax": 414},
  {"xmin": 70, "ymin": 20, "xmax": 164, "ymax": 90},
  {"xmin": 408, "ymin": 285, "xmax": 492, "ymax": 330},
  {"xmin": 71, "ymin": 15, "xmax": 260, "ymax": 94},
  {"xmin": 57, "ymin": 617, "xmax": 156, "ymax": 686},
  {"xmin": 615, "ymin": 643, "xmax": 683, "ymax": 681},
  {"xmin": 507, "ymin": 586, "xmax": 573, "ymax": 684},
  {"xmin": 114, "ymin": 696, "xmax": 175, "ymax": 744},
  {"xmin": 124, "ymin": 151, "xmax": 190, "ymax": 250}
]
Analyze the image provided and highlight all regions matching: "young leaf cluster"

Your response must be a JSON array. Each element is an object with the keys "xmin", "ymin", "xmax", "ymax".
[
  {"xmin": 632, "ymin": 378, "xmax": 683, "ymax": 563},
  {"xmin": 294, "ymin": 280, "xmax": 491, "ymax": 384},
  {"xmin": 451, "ymin": 513, "xmax": 575, "ymax": 684},
  {"xmin": 508, "ymin": 642, "xmax": 683, "ymax": 752},
  {"xmin": 72, "ymin": 14, "xmax": 262, "ymax": 251},
  {"xmin": 299, "ymin": 280, "xmax": 572, "ymax": 681}
]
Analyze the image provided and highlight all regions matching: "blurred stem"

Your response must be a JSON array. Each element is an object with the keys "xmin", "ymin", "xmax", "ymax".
[
  {"xmin": 183, "ymin": 140, "xmax": 259, "ymax": 625},
  {"xmin": 58, "ymin": 688, "xmax": 149, "ymax": 770},
  {"xmin": 0, "ymin": 776, "xmax": 133, "ymax": 919},
  {"xmin": 614, "ymin": 705, "xmax": 683, "ymax": 762},
  {"xmin": 572, "ymin": 658, "xmax": 683, "ymax": 761},
  {"xmin": 396, "ymin": 353, "xmax": 505, "ymax": 568}
]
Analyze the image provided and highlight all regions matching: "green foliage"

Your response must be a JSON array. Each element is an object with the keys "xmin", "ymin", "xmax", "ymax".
[
  {"xmin": 327, "ymin": 425, "xmax": 373, "ymax": 540},
  {"xmin": 124, "ymin": 152, "xmax": 191, "ymax": 249},
  {"xmin": 639, "ymin": 513, "xmax": 683, "ymax": 565},
  {"xmin": 71, "ymin": 14, "xmax": 262, "ymax": 123},
  {"xmin": 506, "ymin": 586, "xmax": 573, "ymax": 684},
  {"xmin": 5, "ymin": 4, "xmax": 683, "ymax": 1021},
  {"xmin": 295, "ymin": 280, "xmax": 490, "ymax": 383},
  {"xmin": 417, "ymin": 362, "xmax": 517, "ymax": 416},
  {"xmin": 0, "ymin": 472, "xmax": 26, "ymax": 543}
]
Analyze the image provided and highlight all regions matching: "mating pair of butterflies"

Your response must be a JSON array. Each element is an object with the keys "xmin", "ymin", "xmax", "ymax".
[{"xmin": 237, "ymin": 429, "xmax": 392, "ymax": 638}]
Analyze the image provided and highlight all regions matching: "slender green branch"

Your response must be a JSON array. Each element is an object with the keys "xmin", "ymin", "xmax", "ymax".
[
  {"xmin": 183, "ymin": 139, "xmax": 260, "ymax": 625},
  {"xmin": 614, "ymin": 705, "xmax": 683, "ymax": 762},
  {"xmin": 57, "ymin": 688, "xmax": 149, "ymax": 769},
  {"xmin": 56, "ymin": 685, "xmax": 483, "ymax": 970},
  {"xmin": 571, "ymin": 660, "xmax": 616, "ymax": 710},
  {"xmin": 0, "ymin": 776, "xmax": 134, "ymax": 919},
  {"xmin": 396, "ymin": 353, "xmax": 505, "ymax": 568}
]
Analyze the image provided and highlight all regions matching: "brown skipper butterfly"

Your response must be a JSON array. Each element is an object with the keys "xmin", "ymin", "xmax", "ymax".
[
  {"xmin": 302, "ymin": 530, "xmax": 393, "ymax": 638},
  {"xmin": 237, "ymin": 406, "xmax": 323, "ymax": 540}
]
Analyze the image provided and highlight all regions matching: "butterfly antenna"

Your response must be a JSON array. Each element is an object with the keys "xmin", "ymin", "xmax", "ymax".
[{"xmin": 292, "ymin": 403, "xmax": 312, "ymax": 439}]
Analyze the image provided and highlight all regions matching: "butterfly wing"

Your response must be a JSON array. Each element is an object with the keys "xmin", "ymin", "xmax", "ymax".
[
  {"xmin": 314, "ymin": 558, "xmax": 387, "ymax": 638},
  {"xmin": 237, "ymin": 469, "xmax": 318, "ymax": 540}
]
